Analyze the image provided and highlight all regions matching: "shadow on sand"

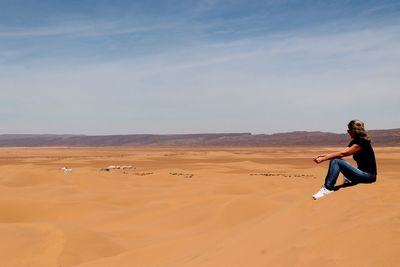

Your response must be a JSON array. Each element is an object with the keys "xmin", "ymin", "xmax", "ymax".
[{"xmin": 333, "ymin": 182, "xmax": 359, "ymax": 191}]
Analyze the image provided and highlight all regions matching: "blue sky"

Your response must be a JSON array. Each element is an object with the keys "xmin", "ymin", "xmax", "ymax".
[{"xmin": 1, "ymin": 0, "xmax": 399, "ymax": 134}]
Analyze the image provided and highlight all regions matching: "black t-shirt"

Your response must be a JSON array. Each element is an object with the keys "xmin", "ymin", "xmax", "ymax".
[{"xmin": 348, "ymin": 138, "xmax": 377, "ymax": 175}]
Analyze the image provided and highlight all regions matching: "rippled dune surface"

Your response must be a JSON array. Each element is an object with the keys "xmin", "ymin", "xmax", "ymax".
[{"xmin": 0, "ymin": 147, "xmax": 398, "ymax": 267}]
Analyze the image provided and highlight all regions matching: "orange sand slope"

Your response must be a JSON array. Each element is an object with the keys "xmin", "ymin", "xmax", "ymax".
[{"xmin": 0, "ymin": 147, "xmax": 399, "ymax": 267}]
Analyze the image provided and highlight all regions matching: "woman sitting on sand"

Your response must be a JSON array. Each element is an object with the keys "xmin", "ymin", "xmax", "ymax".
[{"xmin": 312, "ymin": 120, "xmax": 377, "ymax": 200}]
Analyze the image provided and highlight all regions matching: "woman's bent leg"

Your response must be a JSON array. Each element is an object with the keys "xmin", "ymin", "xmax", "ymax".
[
  {"xmin": 324, "ymin": 159, "xmax": 342, "ymax": 190},
  {"xmin": 324, "ymin": 159, "xmax": 376, "ymax": 190}
]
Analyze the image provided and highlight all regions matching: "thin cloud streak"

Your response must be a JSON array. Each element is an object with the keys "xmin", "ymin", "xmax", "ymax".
[{"xmin": 0, "ymin": 20, "xmax": 180, "ymax": 38}]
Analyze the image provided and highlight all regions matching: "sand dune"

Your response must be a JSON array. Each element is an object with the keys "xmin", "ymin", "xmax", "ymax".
[{"xmin": 0, "ymin": 147, "xmax": 398, "ymax": 266}]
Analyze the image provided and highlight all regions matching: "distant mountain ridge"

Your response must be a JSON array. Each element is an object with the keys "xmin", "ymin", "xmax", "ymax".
[{"xmin": 0, "ymin": 129, "xmax": 399, "ymax": 147}]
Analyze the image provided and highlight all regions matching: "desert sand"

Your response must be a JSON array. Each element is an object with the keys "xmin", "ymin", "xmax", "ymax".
[{"xmin": 0, "ymin": 147, "xmax": 398, "ymax": 267}]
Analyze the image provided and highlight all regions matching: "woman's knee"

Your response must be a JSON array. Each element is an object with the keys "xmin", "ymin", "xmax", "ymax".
[{"xmin": 330, "ymin": 158, "xmax": 342, "ymax": 165}]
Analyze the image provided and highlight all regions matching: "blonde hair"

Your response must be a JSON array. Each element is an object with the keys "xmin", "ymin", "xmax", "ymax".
[{"xmin": 347, "ymin": 120, "xmax": 370, "ymax": 140}]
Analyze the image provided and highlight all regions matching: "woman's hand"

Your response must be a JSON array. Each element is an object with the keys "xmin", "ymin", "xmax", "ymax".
[{"xmin": 313, "ymin": 154, "xmax": 325, "ymax": 164}]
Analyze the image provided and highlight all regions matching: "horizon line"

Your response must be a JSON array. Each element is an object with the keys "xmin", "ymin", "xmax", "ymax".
[{"xmin": 1, "ymin": 128, "xmax": 399, "ymax": 136}]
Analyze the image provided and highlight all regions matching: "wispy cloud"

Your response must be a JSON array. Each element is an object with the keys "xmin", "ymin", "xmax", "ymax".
[
  {"xmin": 1, "ymin": 20, "xmax": 399, "ymax": 134},
  {"xmin": 0, "ymin": 19, "xmax": 179, "ymax": 38}
]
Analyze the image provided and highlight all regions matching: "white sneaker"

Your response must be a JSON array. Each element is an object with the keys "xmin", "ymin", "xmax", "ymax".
[{"xmin": 312, "ymin": 186, "xmax": 333, "ymax": 200}]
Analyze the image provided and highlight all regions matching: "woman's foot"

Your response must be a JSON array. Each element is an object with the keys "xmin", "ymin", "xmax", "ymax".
[{"xmin": 312, "ymin": 186, "xmax": 333, "ymax": 200}]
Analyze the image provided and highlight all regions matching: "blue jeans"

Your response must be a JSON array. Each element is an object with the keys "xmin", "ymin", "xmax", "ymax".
[{"xmin": 324, "ymin": 159, "xmax": 376, "ymax": 190}]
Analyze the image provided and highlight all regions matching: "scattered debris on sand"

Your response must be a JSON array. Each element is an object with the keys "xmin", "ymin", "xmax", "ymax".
[
  {"xmin": 170, "ymin": 172, "xmax": 194, "ymax": 178},
  {"xmin": 100, "ymin": 165, "xmax": 134, "ymax": 171},
  {"xmin": 131, "ymin": 172, "xmax": 153, "ymax": 176},
  {"xmin": 249, "ymin": 172, "xmax": 314, "ymax": 178},
  {"xmin": 61, "ymin": 167, "xmax": 73, "ymax": 173}
]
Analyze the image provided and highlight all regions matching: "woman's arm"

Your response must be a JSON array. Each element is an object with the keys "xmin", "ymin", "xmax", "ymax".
[{"xmin": 313, "ymin": 144, "xmax": 361, "ymax": 164}]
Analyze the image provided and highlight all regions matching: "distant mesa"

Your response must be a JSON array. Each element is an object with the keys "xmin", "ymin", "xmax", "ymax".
[{"xmin": 0, "ymin": 129, "xmax": 399, "ymax": 147}]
